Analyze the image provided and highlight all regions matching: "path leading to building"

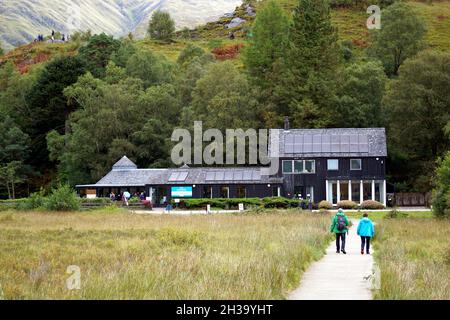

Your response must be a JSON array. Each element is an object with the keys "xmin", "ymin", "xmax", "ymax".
[{"xmin": 289, "ymin": 219, "xmax": 375, "ymax": 300}]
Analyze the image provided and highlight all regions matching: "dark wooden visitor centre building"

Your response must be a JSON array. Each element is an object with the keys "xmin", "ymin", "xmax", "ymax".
[{"xmin": 76, "ymin": 127, "xmax": 387, "ymax": 207}]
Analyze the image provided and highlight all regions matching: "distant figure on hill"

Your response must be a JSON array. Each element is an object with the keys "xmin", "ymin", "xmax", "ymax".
[
  {"xmin": 229, "ymin": 32, "xmax": 235, "ymax": 40},
  {"xmin": 62, "ymin": 34, "xmax": 65, "ymax": 42},
  {"xmin": 330, "ymin": 208, "xmax": 350, "ymax": 254},
  {"xmin": 357, "ymin": 213, "xmax": 375, "ymax": 255}
]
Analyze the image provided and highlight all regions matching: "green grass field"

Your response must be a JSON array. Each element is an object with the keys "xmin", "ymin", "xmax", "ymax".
[
  {"xmin": 374, "ymin": 218, "xmax": 450, "ymax": 299},
  {"xmin": 0, "ymin": 209, "xmax": 331, "ymax": 299},
  {"xmin": 345, "ymin": 210, "xmax": 433, "ymax": 220}
]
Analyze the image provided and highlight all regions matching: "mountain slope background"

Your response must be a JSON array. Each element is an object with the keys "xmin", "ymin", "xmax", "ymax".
[
  {"xmin": 1, "ymin": 0, "xmax": 449, "ymax": 74},
  {"xmin": 0, "ymin": 0, "xmax": 242, "ymax": 51}
]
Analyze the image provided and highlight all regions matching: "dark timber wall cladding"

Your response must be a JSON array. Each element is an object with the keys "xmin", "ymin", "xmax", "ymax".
[
  {"xmin": 279, "ymin": 157, "xmax": 387, "ymax": 201},
  {"xmin": 158, "ymin": 184, "xmax": 280, "ymax": 199}
]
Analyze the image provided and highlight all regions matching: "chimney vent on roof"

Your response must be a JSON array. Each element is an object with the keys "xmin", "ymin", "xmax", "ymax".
[{"xmin": 284, "ymin": 116, "xmax": 290, "ymax": 131}]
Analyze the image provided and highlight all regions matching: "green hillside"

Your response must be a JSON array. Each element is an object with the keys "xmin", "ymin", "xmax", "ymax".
[{"xmin": 1, "ymin": 0, "xmax": 449, "ymax": 71}]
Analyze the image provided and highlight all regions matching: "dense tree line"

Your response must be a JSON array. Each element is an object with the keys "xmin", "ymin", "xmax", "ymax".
[{"xmin": 0, "ymin": 0, "xmax": 448, "ymax": 199}]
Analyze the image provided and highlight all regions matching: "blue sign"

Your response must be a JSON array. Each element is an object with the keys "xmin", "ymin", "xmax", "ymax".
[{"xmin": 171, "ymin": 186, "xmax": 193, "ymax": 198}]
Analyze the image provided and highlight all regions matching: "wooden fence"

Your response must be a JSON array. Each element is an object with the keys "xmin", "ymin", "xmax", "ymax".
[{"xmin": 392, "ymin": 192, "xmax": 432, "ymax": 207}]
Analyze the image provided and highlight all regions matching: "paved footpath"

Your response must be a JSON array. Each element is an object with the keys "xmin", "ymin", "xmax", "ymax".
[{"xmin": 289, "ymin": 219, "xmax": 375, "ymax": 300}]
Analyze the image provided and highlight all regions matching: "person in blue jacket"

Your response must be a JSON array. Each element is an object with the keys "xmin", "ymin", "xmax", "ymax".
[{"xmin": 357, "ymin": 213, "xmax": 375, "ymax": 255}]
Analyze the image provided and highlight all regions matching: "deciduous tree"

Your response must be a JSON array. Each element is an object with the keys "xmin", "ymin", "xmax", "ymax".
[
  {"xmin": 78, "ymin": 33, "xmax": 122, "ymax": 78},
  {"xmin": 148, "ymin": 10, "xmax": 175, "ymax": 41},
  {"xmin": 383, "ymin": 50, "xmax": 450, "ymax": 190},
  {"xmin": 369, "ymin": 2, "xmax": 426, "ymax": 76}
]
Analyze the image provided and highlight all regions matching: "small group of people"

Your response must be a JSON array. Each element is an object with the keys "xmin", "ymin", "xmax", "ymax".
[
  {"xmin": 330, "ymin": 208, "xmax": 375, "ymax": 255},
  {"xmin": 109, "ymin": 191, "xmax": 147, "ymax": 207},
  {"xmin": 35, "ymin": 30, "xmax": 69, "ymax": 43}
]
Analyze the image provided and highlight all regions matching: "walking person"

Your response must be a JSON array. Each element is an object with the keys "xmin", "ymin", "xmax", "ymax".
[
  {"xmin": 330, "ymin": 208, "xmax": 350, "ymax": 254},
  {"xmin": 357, "ymin": 213, "xmax": 375, "ymax": 255}
]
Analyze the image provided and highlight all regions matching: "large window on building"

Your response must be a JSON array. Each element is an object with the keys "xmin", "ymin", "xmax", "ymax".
[
  {"xmin": 351, "ymin": 182, "xmax": 360, "ymax": 203},
  {"xmin": 203, "ymin": 186, "xmax": 212, "ymax": 199},
  {"xmin": 282, "ymin": 160, "xmax": 293, "ymax": 173},
  {"xmin": 272, "ymin": 186, "xmax": 281, "ymax": 197},
  {"xmin": 375, "ymin": 182, "xmax": 381, "ymax": 203},
  {"xmin": 220, "ymin": 187, "xmax": 230, "ymax": 198},
  {"xmin": 331, "ymin": 182, "xmax": 338, "ymax": 205},
  {"xmin": 363, "ymin": 181, "xmax": 372, "ymax": 201},
  {"xmin": 351, "ymin": 159, "xmax": 362, "ymax": 170},
  {"xmin": 294, "ymin": 160, "xmax": 304, "ymax": 173},
  {"xmin": 305, "ymin": 160, "xmax": 315, "ymax": 173},
  {"xmin": 283, "ymin": 160, "xmax": 315, "ymax": 174},
  {"xmin": 305, "ymin": 186, "xmax": 314, "ymax": 203},
  {"xmin": 237, "ymin": 186, "xmax": 247, "ymax": 198},
  {"xmin": 340, "ymin": 182, "xmax": 349, "ymax": 201},
  {"xmin": 327, "ymin": 159, "xmax": 339, "ymax": 171}
]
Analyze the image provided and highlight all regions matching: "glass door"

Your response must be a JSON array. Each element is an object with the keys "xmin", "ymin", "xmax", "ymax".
[{"xmin": 328, "ymin": 181, "xmax": 338, "ymax": 205}]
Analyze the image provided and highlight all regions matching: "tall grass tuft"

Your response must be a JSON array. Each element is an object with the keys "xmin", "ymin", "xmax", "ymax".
[
  {"xmin": 0, "ymin": 210, "xmax": 332, "ymax": 299},
  {"xmin": 374, "ymin": 219, "xmax": 450, "ymax": 299}
]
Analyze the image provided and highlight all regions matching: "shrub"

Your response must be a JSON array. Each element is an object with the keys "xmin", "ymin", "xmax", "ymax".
[
  {"xmin": 44, "ymin": 184, "xmax": 80, "ymax": 211},
  {"xmin": 432, "ymin": 152, "xmax": 450, "ymax": 218},
  {"xmin": 262, "ymin": 197, "xmax": 290, "ymax": 208},
  {"xmin": 212, "ymin": 44, "xmax": 245, "ymax": 60},
  {"xmin": 128, "ymin": 198, "xmax": 141, "ymax": 205},
  {"xmin": 319, "ymin": 201, "xmax": 333, "ymax": 210},
  {"xmin": 25, "ymin": 191, "xmax": 46, "ymax": 209},
  {"xmin": 360, "ymin": 200, "xmax": 385, "ymax": 210},
  {"xmin": 337, "ymin": 200, "xmax": 358, "ymax": 209},
  {"xmin": 174, "ymin": 198, "xmax": 263, "ymax": 210},
  {"xmin": 385, "ymin": 207, "xmax": 408, "ymax": 219},
  {"xmin": 432, "ymin": 188, "xmax": 450, "ymax": 218},
  {"xmin": 170, "ymin": 197, "xmax": 316, "ymax": 210},
  {"xmin": 80, "ymin": 197, "xmax": 112, "ymax": 204}
]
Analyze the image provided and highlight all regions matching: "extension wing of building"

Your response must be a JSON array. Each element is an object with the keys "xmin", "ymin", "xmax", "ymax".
[{"xmin": 77, "ymin": 127, "xmax": 387, "ymax": 207}]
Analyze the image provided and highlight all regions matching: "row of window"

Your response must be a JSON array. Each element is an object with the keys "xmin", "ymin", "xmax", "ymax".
[
  {"xmin": 203, "ymin": 186, "xmax": 246, "ymax": 198},
  {"xmin": 282, "ymin": 160, "xmax": 316, "ymax": 174},
  {"xmin": 202, "ymin": 186, "xmax": 280, "ymax": 198},
  {"xmin": 328, "ymin": 159, "xmax": 362, "ymax": 171},
  {"xmin": 282, "ymin": 159, "xmax": 362, "ymax": 174}
]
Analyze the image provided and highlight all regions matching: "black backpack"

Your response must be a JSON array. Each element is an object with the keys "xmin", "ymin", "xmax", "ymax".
[{"xmin": 337, "ymin": 215, "xmax": 346, "ymax": 231}]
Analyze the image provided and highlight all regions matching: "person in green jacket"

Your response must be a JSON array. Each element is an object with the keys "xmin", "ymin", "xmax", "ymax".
[{"xmin": 330, "ymin": 208, "xmax": 350, "ymax": 254}]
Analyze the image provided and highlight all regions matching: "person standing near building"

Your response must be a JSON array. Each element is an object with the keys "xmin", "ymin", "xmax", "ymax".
[
  {"xmin": 123, "ymin": 191, "xmax": 131, "ymax": 207},
  {"xmin": 357, "ymin": 213, "xmax": 375, "ymax": 255},
  {"xmin": 330, "ymin": 208, "xmax": 350, "ymax": 254}
]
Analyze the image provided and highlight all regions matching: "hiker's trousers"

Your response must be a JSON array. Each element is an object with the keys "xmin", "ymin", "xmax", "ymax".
[
  {"xmin": 335, "ymin": 233, "xmax": 346, "ymax": 252},
  {"xmin": 361, "ymin": 236, "xmax": 371, "ymax": 253}
]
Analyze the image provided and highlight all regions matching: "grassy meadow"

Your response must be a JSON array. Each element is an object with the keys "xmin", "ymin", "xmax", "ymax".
[
  {"xmin": 0, "ymin": 209, "xmax": 332, "ymax": 300},
  {"xmin": 374, "ymin": 218, "xmax": 450, "ymax": 300}
]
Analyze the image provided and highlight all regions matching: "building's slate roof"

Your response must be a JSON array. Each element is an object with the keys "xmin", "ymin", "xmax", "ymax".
[
  {"xmin": 269, "ymin": 128, "xmax": 387, "ymax": 158},
  {"xmin": 77, "ymin": 167, "xmax": 282, "ymax": 188},
  {"xmin": 91, "ymin": 169, "xmax": 168, "ymax": 187},
  {"xmin": 112, "ymin": 156, "xmax": 138, "ymax": 170}
]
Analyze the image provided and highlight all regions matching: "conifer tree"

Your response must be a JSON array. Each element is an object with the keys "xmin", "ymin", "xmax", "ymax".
[
  {"xmin": 243, "ymin": 1, "xmax": 290, "ymax": 87},
  {"xmin": 275, "ymin": 0, "xmax": 340, "ymax": 127}
]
